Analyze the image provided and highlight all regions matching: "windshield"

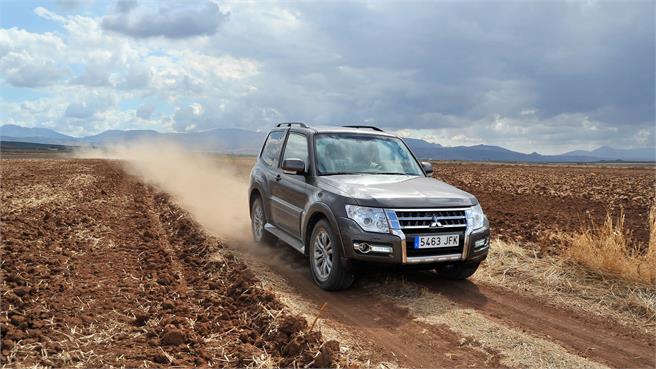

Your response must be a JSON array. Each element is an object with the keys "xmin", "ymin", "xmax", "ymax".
[{"xmin": 315, "ymin": 133, "xmax": 424, "ymax": 176}]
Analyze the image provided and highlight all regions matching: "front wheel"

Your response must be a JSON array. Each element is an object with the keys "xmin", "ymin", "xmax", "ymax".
[
  {"xmin": 435, "ymin": 262, "xmax": 480, "ymax": 280},
  {"xmin": 309, "ymin": 219, "xmax": 355, "ymax": 291}
]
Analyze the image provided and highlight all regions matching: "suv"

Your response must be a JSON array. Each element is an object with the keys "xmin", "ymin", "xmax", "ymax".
[{"xmin": 249, "ymin": 123, "xmax": 490, "ymax": 290}]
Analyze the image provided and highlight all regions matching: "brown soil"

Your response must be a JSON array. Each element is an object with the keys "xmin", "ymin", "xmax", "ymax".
[
  {"xmin": 3, "ymin": 157, "xmax": 655, "ymax": 368},
  {"xmin": 245, "ymin": 244, "xmax": 507, "ymax": 368},
  {"xmin": 433, "ymin": 163, "xmax": 656, "ymax": 251},
  {"xmin": 236, "ymin": 240, "xmax": 656, "ymax": 369},
  {"xmin": 0, "ymin": 159, "xmax": 340, "ymax": 367},
  {"xmin": 407, "ymin": 274, "xmax": 656, "ymax": 368}
]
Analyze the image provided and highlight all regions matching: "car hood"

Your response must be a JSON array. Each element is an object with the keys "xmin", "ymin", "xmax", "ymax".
[{"xmin": 317, "ymin": 175, "xmax": 477, "ymax": 208}]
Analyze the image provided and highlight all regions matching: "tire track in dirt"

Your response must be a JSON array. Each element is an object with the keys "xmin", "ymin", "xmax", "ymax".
[
  {"xmin": 230, "ymin": 240, "xmax": 655, "ymax": 369},
  {"xmin": 407, "ymin": 274, "xmax": 656, "ymax": 369},
  {"xmin": 231, "ymin": 242, "xmax": 507, "ymax": 368}
]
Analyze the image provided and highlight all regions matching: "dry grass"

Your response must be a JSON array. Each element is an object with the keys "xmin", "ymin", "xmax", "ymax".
[
  {"xmin": 475, "ymin": 239, "xmax": 656, "ymax": 335},
  {"xmin": 558, "ymin": 207, "xmax": 656, "ymax": 285}
]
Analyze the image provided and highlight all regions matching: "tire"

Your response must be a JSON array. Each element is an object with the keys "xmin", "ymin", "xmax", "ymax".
[
  {"xmin": 435, "ymin": 262, "xmax": 480, "ymax": 280},
  {"xmin": 251, "ymin": 197, "xmax": 276, "ymax": 245},
  {"xmin": 308, "ymin": 219, "xmax": 355, "ymax": 290}
]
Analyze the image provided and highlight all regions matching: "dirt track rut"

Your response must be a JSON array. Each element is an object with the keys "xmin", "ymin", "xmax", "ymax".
[{"xmin": 231, "ymin": 240, "xmax": 656, "ymax": 369}]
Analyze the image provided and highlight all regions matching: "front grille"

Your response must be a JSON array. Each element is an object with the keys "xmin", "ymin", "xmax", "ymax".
[
  {"xmin": 395, "ymin": 209, "xmax": 467, "ymax": 230},
  {"xmin": 394, "ymin": 209, "xmax": 468, "ymax": 258}
]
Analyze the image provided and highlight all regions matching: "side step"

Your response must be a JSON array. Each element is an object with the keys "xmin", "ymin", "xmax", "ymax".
[{"xmin": 264, "ymin": 223, "xmax": 305, "ymax": 254}]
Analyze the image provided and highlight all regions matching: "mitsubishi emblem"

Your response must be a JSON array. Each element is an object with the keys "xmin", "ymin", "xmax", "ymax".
[{"xmin": 429, "ymin": 215, "xmax": 443, "ymax": 229}]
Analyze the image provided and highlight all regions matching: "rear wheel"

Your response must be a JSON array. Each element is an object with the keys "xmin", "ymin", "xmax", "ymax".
[
  {"xmin": 251, "ymin": 197, "xmax": 276, "ymax": 244},
  {"xmin": 435, "ymin": 262, "xmax": 480, "ymax": 280},
  {"xmin": 309, "ymin": 219, "xmax": 355, "ymax": 290}
]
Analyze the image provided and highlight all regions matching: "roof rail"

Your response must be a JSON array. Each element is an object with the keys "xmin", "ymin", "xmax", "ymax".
[
  {"xmin": 342, "ymin": 125, "xmax": 384, "ymax": 132},
  {"xmin": 276, "ymin": 122, "xmax": 309, "ymax": 128}
]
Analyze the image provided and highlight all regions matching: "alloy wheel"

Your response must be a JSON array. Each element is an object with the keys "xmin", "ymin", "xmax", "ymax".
[{"xmin": 313, "ymin": 229, "xmax": 333, "ymax": 280}]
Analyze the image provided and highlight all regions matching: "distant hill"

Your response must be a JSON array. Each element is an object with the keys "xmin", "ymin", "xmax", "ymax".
[
  {"xmin": 563, "ymin": 146, "xmax": 655, "ymax": 162},
  {"xmin": 83, "ymin": 129, "xmax": 162, "ymax": 144},
  {"xmin": 0, "ymin": 124, "xmax": 79, "ymax": 145},
  {"xmin": 402, "ymin": 139, "xmax": 596, "ymax": 162},
  {"xmin": 0, "ymin": 124, "xmax": 267, "ymax": 155},
  {"xmin": 1, "ymin": 124, "xmax": 653, "ymax": 162},
  {"xmin": 0, "ymin": 124, "xmax": 73, "ymax": 139}
]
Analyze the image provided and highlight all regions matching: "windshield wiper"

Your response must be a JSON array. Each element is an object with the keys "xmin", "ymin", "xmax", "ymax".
[
  {"xmin": 322, "ymin": 172, "xmax": 363, "ymax": 176},
  {"xmin": 367, "ymin": 172, "xmax": 411, "ymax": 175}
]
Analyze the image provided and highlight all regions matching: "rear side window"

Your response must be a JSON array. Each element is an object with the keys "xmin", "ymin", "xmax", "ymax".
[
  {"xmin": 282, "ymin": 133, "xmax": 309, "ymax": 165},
  {"xmin": 260, "ymin": 131, "xmax": 285, "ymax": 168}
]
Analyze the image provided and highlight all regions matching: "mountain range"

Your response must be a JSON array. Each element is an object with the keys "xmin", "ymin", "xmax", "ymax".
[{"xmin": 1, "ymin": 124, "xmax": 654, "ymax": 162}]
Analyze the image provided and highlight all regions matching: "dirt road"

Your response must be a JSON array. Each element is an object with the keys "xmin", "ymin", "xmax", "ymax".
[{"xmin": 232, "ymin": 240, "xmax": 655, "ymax": 369}]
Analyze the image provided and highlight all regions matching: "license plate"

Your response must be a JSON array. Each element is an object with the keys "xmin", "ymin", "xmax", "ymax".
[{"xmin": 414, "ymin": 234, "xmax": 460, "ymax": 249}]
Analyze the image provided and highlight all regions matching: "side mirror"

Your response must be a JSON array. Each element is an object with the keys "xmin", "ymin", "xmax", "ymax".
[
  {"xmin": 421, "ymin": 161, "xmax": 433, "ymax": 175},
  {"xmin": 282, "ymin": 158, "xmax": 306, "ymax": 174}
]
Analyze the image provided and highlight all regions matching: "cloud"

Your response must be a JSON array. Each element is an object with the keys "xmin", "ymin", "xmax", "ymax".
[
  {"xmin": 115, "ymin": 0, "xmax": 138, "ymax": 14},
  {"xmin": 72, "ymin": 62, "xmax": 112, "ymax": 86},
  {"xmin": 0, "ymin": 1, "xmax": 653, "ymax": 153},
  {"xmin": 0, "ymin": 28, "xmax": 68, "ymax": 87},
  {"xmin": 101, "ymin": 1, "xmax": 229, "ymax": 39},
  {"xmin": 136, "ymin": 103, "xmax": 155, "ymax": 119},
  {"xmin": 64, "ymin": 94, "xmax": 115, "ymax": 119}
]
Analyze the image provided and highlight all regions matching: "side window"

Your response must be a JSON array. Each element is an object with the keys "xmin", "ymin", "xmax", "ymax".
[
  {"xmin": 282, "ymin": 133, "xmax": 309, "ymax": 165},
  {"xmin": 260, "ymin": 131, "xmax": 285, "ymax": 168}
]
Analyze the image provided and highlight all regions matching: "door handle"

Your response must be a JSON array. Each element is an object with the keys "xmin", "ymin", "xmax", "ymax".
[{"xmin": 275, "ymin": 174, "xmax": 282, "ymax": 181}]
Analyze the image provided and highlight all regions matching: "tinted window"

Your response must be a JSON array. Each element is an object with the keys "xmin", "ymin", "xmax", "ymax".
[
  {"xmin": 260, "ymin": 131, "xmax": 285, "ymax": 168},
  {"xmin": 282, "ymin": 133, "xmax": 309, "ymax": 165}
]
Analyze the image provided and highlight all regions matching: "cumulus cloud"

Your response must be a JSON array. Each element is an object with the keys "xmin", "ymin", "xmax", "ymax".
[
  {"xmin": 119, "ymin": 63, "xmax": 152, "ymax": 89},
  {"xmin": 0, "ymin": 28, "xmax": 68, "ymax": 87},
  {"xmin": 102, "ymin": 1, "xmax": 229, "ymax": 39},
  {"xmin": 64, "ymin": 94, "xmax": 115, "ymax": 119},
  {"xmin": 72, "ymin": 62, "xmax": 112, "ymax": 86}
]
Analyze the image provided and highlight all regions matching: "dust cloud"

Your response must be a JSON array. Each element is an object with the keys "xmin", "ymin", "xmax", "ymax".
[{"xmin": 78, "ymin": 141, "xmax": 253, "ymax": 241}]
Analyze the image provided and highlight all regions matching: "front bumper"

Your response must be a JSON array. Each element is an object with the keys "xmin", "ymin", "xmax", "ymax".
[{"xmin": 337, "ymin": 217, "xmax": 490, "ymax": 265}]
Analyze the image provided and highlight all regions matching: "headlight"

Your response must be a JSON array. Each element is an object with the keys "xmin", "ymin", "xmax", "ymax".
[
  {"xmin": 345, "ymin": 205, "xmax": 389, "ymax": 233},
  {"xmin": 467, "ymin": 204, "xmax": 487, "ymax": 229}
]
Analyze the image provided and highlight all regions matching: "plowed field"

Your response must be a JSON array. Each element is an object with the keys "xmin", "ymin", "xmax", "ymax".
[
  {"xmin": 434, "ymin": 163, "xmax": 655, "ymax": 251},
  {"xmin": 1, "ymin": 159, "xmax": 340, "ymax": 367},
  {"xmin": 2, "ymin": 157, "xmax": 654, "ymax": 369}
]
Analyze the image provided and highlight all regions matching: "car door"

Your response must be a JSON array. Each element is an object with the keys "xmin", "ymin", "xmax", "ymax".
[
  {"xmin": 270, "ymin": 132, "xmax": 310, "ymax": 238},
  {"xmin": 258, "ymin": 129, "xmax": 286, "ymax": 224}
]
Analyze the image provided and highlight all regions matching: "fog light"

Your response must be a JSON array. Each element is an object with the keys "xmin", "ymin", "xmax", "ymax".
[
  {"xmin": 474, "ymin": 238, "xmax": 488, "ymax": 249},
  {"xmin": 369, "ymin": 245, "xmax": 393, "ymax": 254},
  {"xmin": 354, "ymin": 242, "xmax": 392, "ymax": 254}
]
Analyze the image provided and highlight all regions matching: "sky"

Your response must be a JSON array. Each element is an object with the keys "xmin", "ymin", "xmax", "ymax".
[{"xmin": 0, "ymin": 0, "xmax": 654, "ymax": 155}]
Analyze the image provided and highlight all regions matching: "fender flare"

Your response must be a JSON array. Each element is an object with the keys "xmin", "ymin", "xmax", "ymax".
[
  {"xmin": 302, "ymin": 203, "xmax": 344, "ymax": 255},
  {"xmin": 249, "ymin": 183, "xmax": 271, "ymax": 220}
]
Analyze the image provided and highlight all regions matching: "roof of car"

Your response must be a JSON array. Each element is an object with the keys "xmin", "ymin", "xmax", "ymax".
[{"xmin": 275, "ymin": 123, "xmax": 397, "ymax": 137}]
